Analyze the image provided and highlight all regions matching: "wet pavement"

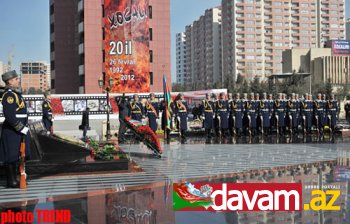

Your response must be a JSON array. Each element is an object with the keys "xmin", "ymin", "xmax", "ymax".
[{"xmin": 1, "ymin": 135, "xmax": 350, "ymax": 223}]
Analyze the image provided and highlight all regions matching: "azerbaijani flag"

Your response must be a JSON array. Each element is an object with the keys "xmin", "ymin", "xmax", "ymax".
[{"xmin": 163, "ymin": 74, "xmax": 172, "ymax": 130}]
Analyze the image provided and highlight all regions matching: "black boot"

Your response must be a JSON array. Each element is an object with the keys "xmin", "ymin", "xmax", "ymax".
[
  {"xmin": 181, "ymin": 130, "xmax": 186, "ymax": 139},
  {"xmin": 206, "ymin": 129, "xmax": 211, "ymax": 139},
  {"xmin": 6, "ymin": 163, "xmax": 19, "ymax": 188}
]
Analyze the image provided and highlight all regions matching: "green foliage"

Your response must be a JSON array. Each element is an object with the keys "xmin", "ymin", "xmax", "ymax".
[{"xmin": 94, "ymin": 144, "xmax": 121, "ymax": 161}]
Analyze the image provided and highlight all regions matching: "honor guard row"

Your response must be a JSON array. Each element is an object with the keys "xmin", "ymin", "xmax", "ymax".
[
  {"xmin": 125, "ymin": 93, "xmax": 189, "ymax": 140},
  {"xmin": 199, "ymin": 92, "xmax": 338, "ymax": 138}
]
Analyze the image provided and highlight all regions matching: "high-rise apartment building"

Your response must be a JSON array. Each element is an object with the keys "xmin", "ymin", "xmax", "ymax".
[
  {"xmin": 222, "ymin": 0, "xmax": 345, "ymax": 82},
  {"xmin": 182, "ymin": 7, "xmax": 222, "ymax": 89},
  {"xmin": 347, "ymin": 18, "xmax": 350, "ymax": 40},
  {"xmin": 175, "ymin": 32, "xmax": 186, "ymax": 85},
  {"xmin": 0, "ymin": 61, "xmax": 6, "ymax": 87},
  {"xmin": 20, "ymin": 61, "xmax": 51, "ymax": 93},
  {"xmin": 50, "ymin": 0, "xmax": 170, "ymax": 94}
]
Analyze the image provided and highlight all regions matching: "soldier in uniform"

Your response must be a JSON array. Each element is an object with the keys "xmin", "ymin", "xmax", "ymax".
[
  {"xmin": 42, "ymin": 93, "xmax": 53, "ymax": 133},
  {"xmin": 227, "ymin": 93, "xmax": 234, "ymax": 136},
  {"xmin": 327, "ymin": 94, "xmax": 338, "ymax": 133},
  {"xmin": 145, "ymin": 93, "xmax": 159, "ymax": 133},
  {"xmin": 159, "ymin": 99, "xmax": 174, "ymax": 141},
  {"xmin": 301, "ymin": 93, "xmax": 313, "ymax": 134},
  {"xmin": 268, "ymin": 93, "xmax": 275, "ymax": 134},
  {"xmin": 128, "ymin": 94, "xmax": 144, "ymax": 121},
  {"xmin": 232, "ymin": 93, "xmax": 244, "ymax": 136},
  {"xmin": 0, "ymin": 71, "xmax": 31, "ymax": 188},
  {"xmin": 275, "ymin": 93, "xmax": 287, "ymax": 135},
  {"xmin": 211, "ymin": 93, "xmax": 220, "ymax": 137},
  {"xmin": 174, "ymin": 93, "xmax": 188, "ymax": 139},
  {"xmin": 314, "ymin": 93, "xmax": 326, "ymax": 135},
  {"xmin": 247, "ymin": 93, "xmax": 258, "ymax": 136},
  {"xmin": 216, "ymin": 92, "xmax": 229, "ymax": 138},
  {"xmin": 242, "ymin": 93, "xmax": 250, "ymax": 135},
  {"xmin": 260, "ymin": 93, "xmax": 270, "ymax": 135},
  {"xmin": 116, "ymin": 94, "xmax": 129, "ymax": 143},
  {"xmin": 253, "ymin": 93, "xmax": 260, "ymax": 135},
  {"xmin": 200, "ymin": 93, "xmax": 215, "ymax": 139},
  {"xmin": 288, "ymin": 93, "xmax": 299, "ymax": 135}
]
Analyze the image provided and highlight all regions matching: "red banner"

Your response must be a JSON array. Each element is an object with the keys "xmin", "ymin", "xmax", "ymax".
[{"xmin": 104, "ymin": 0, "xmax": 150, "ymax": 93}]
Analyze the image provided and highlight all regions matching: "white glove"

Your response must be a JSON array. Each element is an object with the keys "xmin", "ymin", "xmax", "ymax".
[{"xmin": 21, "ymin": 127, "xmax": 29, "ymax": 135}]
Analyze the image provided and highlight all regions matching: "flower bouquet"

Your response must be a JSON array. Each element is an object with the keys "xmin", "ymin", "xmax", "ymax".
[
  {"xmin": 123, "ymin": 117, "xmax": 162, "ymax": 157},
  {"xmin": 87, "ymin": 138, "xmax": 127, "ymax": 161}
]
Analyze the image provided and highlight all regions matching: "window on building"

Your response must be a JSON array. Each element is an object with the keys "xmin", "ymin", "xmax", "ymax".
[
  {"xmin": 51, "ymin": 79, "xmax": 55, "ymax": 89},
  {"xmin": 50, "ymin": 42, "xmax": 55, "ymax": 52},
  {"xmin": 275, "ymin": 16, "xmax": 282, "ymax": 20},
  {"xmin": 79, "ymin": 54, "xmax": 84, "ymax": 65},
  {"xmin": 150, "ymin": 72, "xmax": 153, "ymax": 85},
  {"xmin": 149, "ymin": 28, "xmax": 153, "ymax": 41},
  {"xmin": 79, "ymin": 75, "xmax": 85, "ymax": 86},
  {"xmin": 50, "ymin": 23, "xmax": 54, "ymax": 33},
  {"xmin": 149, "ymin": 50, "xmax": 153, "ymax": 62},
  {"xmin": 51, "ymin": 60, "xmax": 55, "ymax": 70},
  {"xmin": 50, "ymin": 4, "xmax": 54, "ymax": 15},
  {"xmin": 79, "ymin": 11, "xmax": 84, "ymax": 23},
  {"xmin": 80, "ymin": 33, "xmax": 85, "ymax": 44},
  {"xmin": 149, "ymin": 6, "xmax": 153, "ymax": 18},
  {"xmin": 274, "ymin": 22, "xmax": 282, "ymax": 27}
]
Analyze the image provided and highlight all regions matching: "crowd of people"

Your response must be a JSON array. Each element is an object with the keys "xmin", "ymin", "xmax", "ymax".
[{"xmin": 116, "ymin": 91, "xmax": 340, "ymax": 142}]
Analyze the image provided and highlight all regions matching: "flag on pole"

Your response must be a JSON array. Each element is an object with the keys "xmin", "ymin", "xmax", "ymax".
[{"xmin": 163, "ymin": 74, "xmax": 172, "ymax": 130}]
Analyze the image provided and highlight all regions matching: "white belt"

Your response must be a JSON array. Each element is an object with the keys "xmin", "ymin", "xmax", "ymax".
[
  {"xmin": 48, "ymin": 112, "xmax": 53, "ymax": 115},
  {"xmin": 16, "ymin": 114, "xmax": 28, "ymax": 118}
]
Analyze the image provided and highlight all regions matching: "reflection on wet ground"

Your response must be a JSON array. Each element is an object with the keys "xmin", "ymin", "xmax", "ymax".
[{"xmin": 1, "ymin": 135, "xmax": 350, "ymax": 223}]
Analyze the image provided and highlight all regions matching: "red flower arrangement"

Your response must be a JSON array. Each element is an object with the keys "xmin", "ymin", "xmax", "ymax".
[
  {"xmin": 50, "ymin": 97, "xmax": 64, "ymax": 115},
  {"xmin": 124, "ymin": 117, "xmax": 162, "ymax": 155}
]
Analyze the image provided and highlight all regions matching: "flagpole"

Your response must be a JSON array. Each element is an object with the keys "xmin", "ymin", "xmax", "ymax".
[{"xmin": 162, "ymin": 65, "xmax": 167, "ymax": 141}]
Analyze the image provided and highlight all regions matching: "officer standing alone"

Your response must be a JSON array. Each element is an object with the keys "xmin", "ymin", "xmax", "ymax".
[
  {"xmin": 0, "ymin": 71, "xmax": 31, "ymax": 188},
  {"xmin": 42, "ymin": 93, "xmax": 53, "ymax": 134}
]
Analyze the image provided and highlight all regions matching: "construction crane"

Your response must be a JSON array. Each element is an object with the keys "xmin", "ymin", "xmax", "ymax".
[{"xmin": 7, "ymin": 46, "xmax": 14, "ymax": 71}]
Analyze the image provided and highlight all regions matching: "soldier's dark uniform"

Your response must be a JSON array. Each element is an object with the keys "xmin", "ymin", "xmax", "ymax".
[
  {"xmin": 327, "ymin": 95, "xmax": 338, "ymax": 132},
  {"xmin": 268, "ymin": 94, "xmax": 275, "ymax": 134},
  {"xmin": 160, "ymin": 100, "xmax": 174, "ymax": 140},
  {"xmin": 275, "ymin": 93, "xmax": 287, "ymax": 135},
  {"xmin": 211, "ymin": 93, "xmax": 220, "ymax": 137},
  {"xmin": 288, "ymin": 94, "xmax": 299, "ymax": 134},
  {"xmin": 145, "ymin": 93, "xmax": 159, "ymax": 133},
  {"xmin": 301, "ymin": 94, "xmax": 313, "ymax": 134},
  {"xmin": 260, "ymin": 93, "xmax": 270, "ymax": 135},
  {"xmin": 216, "ymin": 93, "xmax": 229, "ymax": 137},
  {"xmin": 227, "ymin": 93, "xmax": 234, "ymax": 136},
  {"xmin": 128, "ymin": 95, "xmax": 144, "ymax": 121},
  {"xmin": 174, "ymin": 94, "xmax": 188, "ymax": 138},
  {"xmin": 0, "ymin": 71, "xmax": 30, "ymax": 188},
  {"xmin": 248, "ymin": 93, "xmax": 259, "ymax": 135},
  {"xmin": 242, "ymin": 93, "xmax": 250, "ymax": 135},
  {"xmin": 232, "ymin": 94, "xmax": 244, "ymax": 136},
  {"xmin": 314, "ymin": 94, "xmax": 326, "ymax": 134},
  {"xmin": 200, "ymin": 94, "xmax": 215, "ymax": 138},
  {"xmin": 42, "ymin": 95, "xmax": 53, "ymax": 132}
]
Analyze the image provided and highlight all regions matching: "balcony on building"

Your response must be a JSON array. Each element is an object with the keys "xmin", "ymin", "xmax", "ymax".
[
  {"xmin": 78, "ymin": 0, "xmax": 84, "ymax": 12},
  {"xmin": 78, "ymin": 21, "xmax": 84, "ymax": 33},
  {"xmin": 79, "ymin": 65, "xmax": 84, "ymax": 75},
  {"xmin": 78, "ymin": 43, "xmax": 84, "ymax": 54}
]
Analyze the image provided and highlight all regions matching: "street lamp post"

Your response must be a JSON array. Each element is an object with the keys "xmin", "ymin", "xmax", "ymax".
[{"xmin": 98, "ymin": 76, "xmax": 113, "ymax": 141}]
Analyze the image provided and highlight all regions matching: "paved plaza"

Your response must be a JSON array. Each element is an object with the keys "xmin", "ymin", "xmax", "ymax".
[{"xmin": 0, "ymin": 138, "xmax": 349, "ymax": 205}]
